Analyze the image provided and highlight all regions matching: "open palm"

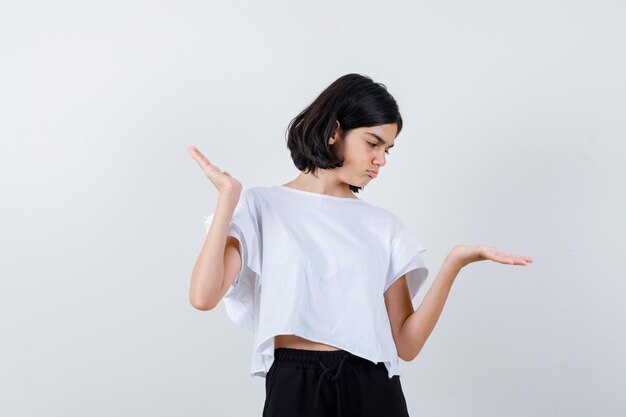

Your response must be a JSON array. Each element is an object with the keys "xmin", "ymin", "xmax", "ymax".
[
  {"xmin": 450, "ymin": 244, "xmax": 534, "ymax": 268},
  {"xmin": 187, "ymin": 145, "xmax": 242, "ymax": 195}
]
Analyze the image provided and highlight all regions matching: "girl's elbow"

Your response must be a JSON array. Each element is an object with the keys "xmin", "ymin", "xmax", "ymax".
[
  {"xmin": 400, "ymin": 347, "xmax": 421, "ymax": 362},
  {"xmin": 189, "ymin": 293, "xmax": 217, "ymax": 311}
]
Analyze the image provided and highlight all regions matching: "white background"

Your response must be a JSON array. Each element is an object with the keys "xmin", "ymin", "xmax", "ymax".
[{"xmin": 1, "ymin": 0, "xmax": 624, "ymax": 416}]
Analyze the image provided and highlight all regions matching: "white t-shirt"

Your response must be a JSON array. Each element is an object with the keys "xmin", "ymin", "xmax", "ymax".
[{"xmin": 202, "ymin": 185, "xmax": 429, "ymax": 379}]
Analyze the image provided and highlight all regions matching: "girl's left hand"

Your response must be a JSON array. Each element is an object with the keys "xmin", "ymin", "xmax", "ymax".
[{"xmin": 447, "ymin": 244, "xmax": 534, "ymax": 269}]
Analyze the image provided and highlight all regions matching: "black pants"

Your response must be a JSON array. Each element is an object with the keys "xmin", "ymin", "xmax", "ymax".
[{"xmin": 262, "ymin": 347, "xmax": 410, "ymax": 417}]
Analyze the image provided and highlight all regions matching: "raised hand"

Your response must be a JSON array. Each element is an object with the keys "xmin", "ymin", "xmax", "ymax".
[
  {"xmin": 448, "ymin": 244, "xmax": 534, "ymax": 269},
  {"xmin": 187, "ymin": 145, "xmax": 242, "ymax": 197}
]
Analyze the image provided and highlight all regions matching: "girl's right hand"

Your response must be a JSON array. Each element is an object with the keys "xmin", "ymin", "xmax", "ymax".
[{"xmin": 187, "ymin": 146, "xmax": 242, "ymax": 197}]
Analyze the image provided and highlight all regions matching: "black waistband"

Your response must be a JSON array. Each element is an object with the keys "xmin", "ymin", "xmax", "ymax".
[{"xmin": 273, "ymin": 347, "xmax": 374, "ymax": 370}]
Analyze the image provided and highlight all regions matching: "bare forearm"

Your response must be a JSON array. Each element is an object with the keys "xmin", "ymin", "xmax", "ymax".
[
  {"xmin": 189, "ymin": 193, "xmax": 238, "ymax": 310},
  {"xmin": 399, "ymin": 257, "xmax": 462, "ymax": 361}
]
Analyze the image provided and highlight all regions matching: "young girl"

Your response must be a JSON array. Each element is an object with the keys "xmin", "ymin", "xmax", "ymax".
[{"xmin": 188, "ymin": 73, "xmax": 533, "ymax": 417}]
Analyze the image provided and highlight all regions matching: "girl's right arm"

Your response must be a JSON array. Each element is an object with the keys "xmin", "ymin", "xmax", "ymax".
[
  {"xmin": 189, "ymin": 191, "xmax": 243, "ymax": 310},
  {"xmin": 186, "ymin": 145, "xmax": 244, "ymax": 311}
]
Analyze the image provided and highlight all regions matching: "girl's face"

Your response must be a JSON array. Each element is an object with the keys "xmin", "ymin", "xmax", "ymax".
[{"xmin": 330, "ymin": 122, "xmax": 397, "ymax": 187}]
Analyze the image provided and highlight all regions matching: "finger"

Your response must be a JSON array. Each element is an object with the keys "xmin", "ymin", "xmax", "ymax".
[
  {"xmin": 510, "ymin": 256, "xmax": 530, "ymax": 265},
  {"xmin": 502, "ymin": 256, "xmax": 515, "ymax": 265},
  {"xmin": 490, "ymin": 250, "xmax": 531, "ymax": 265},
  {"xmin": 507, "ymin": 252, "xmax": 532, "ymax": 262},
  {"xmin": 189, "ymin": 148, "xmax": 221, "ymax": 171},
  {"xmin": 188, "ymin": 146, "xmax": 208, "ymax": 160},
  {"xmin": 510, "ymin": 255, "xmax": 533, "ymax": 264},
  {"xmin": 187, "ymin": 146, "xmax": 207, "ymax": 161},
  {"xmin": 493, "ymin": 252, "xmax": 513, "ymax": 262},
  {"xmin": 492, "ymin": 253, "xmax": 512, "ymax": 263},
  {"xmin": 497, "ymin": 254, "xmax": 519, "ymax": 265}
]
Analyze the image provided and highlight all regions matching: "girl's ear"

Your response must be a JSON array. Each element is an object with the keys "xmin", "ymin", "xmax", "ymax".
[{"xmin": 329, "ymin": 120, "xmax": 343, "ymax": 145}]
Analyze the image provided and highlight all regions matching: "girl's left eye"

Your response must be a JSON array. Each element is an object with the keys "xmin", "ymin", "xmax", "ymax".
[{"xmin": 369, "ymin": 142, "xmax": 390, "ymax": 154}]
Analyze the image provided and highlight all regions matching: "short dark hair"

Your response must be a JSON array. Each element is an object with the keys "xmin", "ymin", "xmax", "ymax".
[{"xmin": 285, "ymin": 73, "xmax": 403, "ymax": 194}]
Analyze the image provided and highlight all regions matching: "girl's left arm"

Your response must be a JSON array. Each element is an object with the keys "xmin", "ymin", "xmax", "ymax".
[{"xmin": 399, "ymin": 245, "xmax": 533, "ymax": 361}]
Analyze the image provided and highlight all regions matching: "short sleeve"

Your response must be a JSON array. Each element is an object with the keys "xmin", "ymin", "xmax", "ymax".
[
  {"xmin": 384, "ymin": 224, "xmax": 429, "ymax": 301},
  {"xmin": 202, "ymin": 188, "xmax": 262, "ymax": 332}
]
